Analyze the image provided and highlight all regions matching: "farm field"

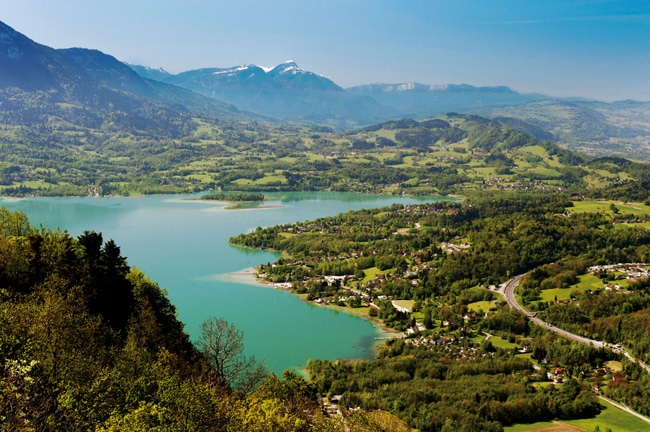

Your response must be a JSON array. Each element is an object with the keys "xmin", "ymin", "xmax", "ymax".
[
  {"xmin": 468, "ymin": 300, "xmax": 497, "ymax": 313},
  {"xmin": 569, "ymin": 200, "xmax": 650, "ymax": 217},
  {"xmin": 506, "ymin": 399, "xmax": 650, "ymax": 431},
  {"xmin": 539, "ymin": 273, "xmax": 607, "ymax": 302}
]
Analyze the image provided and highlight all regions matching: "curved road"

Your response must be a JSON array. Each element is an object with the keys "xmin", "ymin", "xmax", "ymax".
[
  {"xmin": 499, "ymin": 274, "xmax": 650, "ymax": 374},
  {"xmin": 499, "ymin": 274, "xmax": 650, "ymax": 424}
]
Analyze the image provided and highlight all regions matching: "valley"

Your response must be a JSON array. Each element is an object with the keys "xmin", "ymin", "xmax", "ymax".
[{"xmin": 1, "ymin": 15, "xmax": 650, "ymax": 432}]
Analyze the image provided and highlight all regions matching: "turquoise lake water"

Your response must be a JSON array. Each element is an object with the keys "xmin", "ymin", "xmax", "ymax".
[{"xmin": 0, "ymin": 192, "xmax": 450, "ymax": 374}]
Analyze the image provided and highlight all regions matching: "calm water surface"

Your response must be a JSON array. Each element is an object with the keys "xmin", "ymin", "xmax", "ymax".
[{"xmin": 1, "ymin": 192, "xmax": 451, "ymax": 374}]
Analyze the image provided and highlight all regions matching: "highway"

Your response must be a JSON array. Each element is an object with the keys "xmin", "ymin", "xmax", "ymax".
[{"xmin": 498, "ymin": 274, "xmax": 650, "ymax": 374}]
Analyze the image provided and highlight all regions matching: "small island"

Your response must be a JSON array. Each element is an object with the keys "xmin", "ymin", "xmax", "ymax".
[
  {"xmin": 200, "ymin": 192, "xmax": 265, "ymax": 202},
  {"xmin": 198, "ymin": 192, "xmax": 279, "ymax": 209}
]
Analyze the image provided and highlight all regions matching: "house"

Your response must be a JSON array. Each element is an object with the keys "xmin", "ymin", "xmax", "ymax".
[
  {"xmin": 612, "ymin": 374, "xmax": 626, "ymax": 383},
  {"xmin": 463, "ymin": 313, "xmax": 477, "ymax": 322}
]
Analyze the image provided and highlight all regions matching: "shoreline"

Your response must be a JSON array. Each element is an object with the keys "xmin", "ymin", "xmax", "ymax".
[{"xmin": 219, "ymin": 267, "xmax": 403, "ymax": 342}]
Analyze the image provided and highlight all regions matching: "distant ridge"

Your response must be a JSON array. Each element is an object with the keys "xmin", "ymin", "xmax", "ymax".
[
  {"xmin": 349, "ymin": 82, "xmax": 516, "ymax": 93},
  {"xmin": 347, "ymin": 82, "xmax": 543, "ymax": 118},
  {"xmin": 133, "ymin": 61, "xmax": 395, "ymax": 127},
  {"xmin": 470, "ymin": 99, "xmax": 650, "ymax": 160},
  {"xmin": 129, "ymin": 58, "xmax": 548, "ymax": 126},
  {"xmin": 2, "ymin": 17, "xmax": 648, "ymax": 158}
]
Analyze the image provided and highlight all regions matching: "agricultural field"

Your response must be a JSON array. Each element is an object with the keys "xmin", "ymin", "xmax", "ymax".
[
  {"xmin": 569, "ymin": 200, "xmax": 650, "ymax": 217},
  {"xmin": 539, "ymin": 273, "xmax": 607, "ymax": 302},
  {"xmin": 3, "ymin": 113, "xmax": 650, "ymax": 201},
  {"xmin": 392, "ymin": 299, "xmax": 415, "ymax": 311},
  {"xmin": 506, "ymin": 399, "xmax": 650, "ymax": 432},
  {"xmin": 471, "ymin": 334, "xmax": 519, "ymax": 350},
  {"xmin": 468, "ymin": 300, "xmax": 497, "ymax": 313}
]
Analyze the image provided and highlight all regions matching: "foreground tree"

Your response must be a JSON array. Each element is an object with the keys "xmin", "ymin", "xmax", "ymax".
[
  {"xmin": 198, "ymin": 317, "xmax": 269, "ymax": 395},
  {"xmin": 0, "ymin": 210, "xmax": 405, "ymax": 431}
]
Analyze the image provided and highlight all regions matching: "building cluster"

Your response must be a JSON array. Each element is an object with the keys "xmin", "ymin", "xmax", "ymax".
[
  {"xmin": 587, "ymin": 263, "xmax": 649, "ymax": 282},
  {"xmin": 481, "ymin": 177, "xmax": 562, "ymax": 192}
]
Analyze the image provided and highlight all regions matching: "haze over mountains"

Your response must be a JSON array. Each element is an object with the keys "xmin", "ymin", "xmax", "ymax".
[
  {"xmin": 1, "ymin": 19, "xmax": 650, "ymax": 159},
  {"xmin": 130, "ymin": 62, "xmax": 545, "ymax": 126},
  {"xmin": 131, "ymin": 61, "xmax": 396, "ymax": 126},
  {"xmin": 470, "ymin": 99, "xmax": 650, "ymax": 160}
]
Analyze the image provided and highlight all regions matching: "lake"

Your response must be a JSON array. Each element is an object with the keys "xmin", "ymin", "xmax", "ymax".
[{"xmin": 0, "ymin": 191, "xmax": 451, "ymax": 374}]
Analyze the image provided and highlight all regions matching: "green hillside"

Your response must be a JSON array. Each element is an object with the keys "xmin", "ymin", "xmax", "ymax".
[
  {"xmin": 472, "ymin": 100, "xmax": 650, "ymax": 162},
  {"xmin": 3, "ymin": 112, "xmax": 649, "ymax": 202}
]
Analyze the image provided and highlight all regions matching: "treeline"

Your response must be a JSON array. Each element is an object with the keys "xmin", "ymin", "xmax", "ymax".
[{"xmin": 201, "ymin": 192, "xmax": 265, "ymax": 202}]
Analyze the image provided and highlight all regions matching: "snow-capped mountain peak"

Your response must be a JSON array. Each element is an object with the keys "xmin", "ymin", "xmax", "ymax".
[
  {"xmin": 207, "ymin": 62, "xmax": 307, "ymax": 78},
  {"xmin": 212, "ymin": 65, "xmax": 251, "ymax": 76},
  {"xmin": 269, "ymin": 61, "xmax": 304, "ymax": 76}
]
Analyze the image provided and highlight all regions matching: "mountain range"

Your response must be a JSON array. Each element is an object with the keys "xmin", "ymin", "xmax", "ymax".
[
  {"xmin": 470, "ymin": 99, "xmax": 650, "ymax": 160},
  {"xmin": 131, "ymin": 62, "xmax": 396, "ymax": 126},
  {"xmin": 1, "ymin": 19, "xmax": 650, "ymax": 159},
  {"xmin": 0, "ymin": 20, "xmax": 246, "ymax": 138},
  {"xmin": 0, "ymin": 15, "xmax": 547, "ymax": 130},
  {"xmin": 346, "ymin": 82, "xmax": 543, "ymax": 117},
  {"xmin": 130, "ymin": 62, "xmax": 545, "ymax": 126}
]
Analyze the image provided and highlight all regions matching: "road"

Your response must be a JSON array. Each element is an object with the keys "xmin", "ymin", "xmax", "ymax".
[
  {"xmin": 498, "ymin": 274, "xmax": 650, "ymax": 424},
  {"xmin": 498, "ymin": 274, "xmax": 650, "ymax": 374}
]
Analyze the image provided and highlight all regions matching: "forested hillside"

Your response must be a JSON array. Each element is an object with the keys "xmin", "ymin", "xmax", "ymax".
[
  {"xmin": 472, "ymin": 100, "xmax": 650, "ymax": 161},
  {"xmin": 4, "ymin": 108, "xmax": 650, "ymax": 204}
]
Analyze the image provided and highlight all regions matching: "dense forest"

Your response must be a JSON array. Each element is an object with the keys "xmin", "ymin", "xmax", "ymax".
[
  {"xmin": 231, "ymin": 195, "xmax": 650, "ymax": 429},
  {"xmin": 308, "ymin": 337, "xmax": 603, "ymax": 431}
]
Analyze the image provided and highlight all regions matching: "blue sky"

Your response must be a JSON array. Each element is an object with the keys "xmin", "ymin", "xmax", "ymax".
[{"xmin": 3, "ymin": 0, "xmax": 649, "ymax": 101}]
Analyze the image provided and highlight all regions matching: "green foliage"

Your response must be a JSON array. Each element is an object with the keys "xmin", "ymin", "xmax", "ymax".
[
  {"xmin": 230, "ymin": 194, "xmax": 650, "ymax": 428},
  {"xmin": 201, "ymin": 192, "xmax": 265, "ymax": 202},
  {"xmin": 0, "ymin": 209, "xmax": 380, "ymax": 431},
  {"xmin": 1, "ymin": 110, "xmax": 649, "ymax": 199},
  {"xmin": 308, "ymin": 341, "xmax": 600, "ymax": 431},
  {"xmin": 483, "ymin": 308, "xmax": 529, "ymax": 335},
  {"xmin": 233, "ymin": 195, "xmax": 650, "ymax": 313}
]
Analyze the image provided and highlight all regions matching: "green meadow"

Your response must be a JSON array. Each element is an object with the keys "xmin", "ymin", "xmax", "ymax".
[{"xmin": 506, "ymin": 399, "xmax": 650, "ymax": 431}]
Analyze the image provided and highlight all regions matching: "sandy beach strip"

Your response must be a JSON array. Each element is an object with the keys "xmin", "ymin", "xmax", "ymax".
[{"xmin": 215, "ymin": 267, "xmax": 266, "ymax": 286}]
